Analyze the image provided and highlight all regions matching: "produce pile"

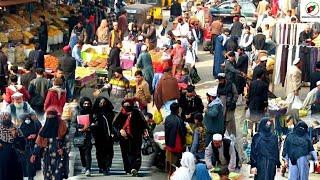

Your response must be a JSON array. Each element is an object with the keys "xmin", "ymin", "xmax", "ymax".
[
  {"xmin": 75, "ymin": 67, "xmax": 95, "ymax": 79},
  {"xmin": 87, "ymin": 58, "xmax": 107, "ymax": 68},
  {"xmin": 9, "ymin": 31, "xmax": 23, "ymax": 42},
  {"xmin": 268, "ymin": 97, "xmax": 288, "ymax": 111},
  {"xmin": 15, "ymin": 45, "xmax": 27, "ymax": 63},
  {"xmin": 44, "ymin": 55, "xmax": 59, "ymax": 70},
  {"xmin": 0, "ymin": 33, "xmax": 8, "ymax": 43}
]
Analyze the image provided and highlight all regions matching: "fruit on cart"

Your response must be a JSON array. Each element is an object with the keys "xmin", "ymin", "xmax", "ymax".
[
  {"xmin": 9, "ymin": 31, "xmax": 23, "ymax": 42},
  {"xmin": 15, "ymin": 45, "xmax": 27, "ymax": 63},
  {"xmin": 44, "ymin": 55, "xmax": 59, "ymax": 70},
  {"xmin": 75, "ymin": 67, "xmax": 95, "ymax": 79},
  {"xmin": 8, "ymin": 14, "xmax": 30, "ymax": 28},
  {"xmin": 0, "ymin": 32, "xmax": 8, "ymax": 43},
  {"xmin": 87, "ymin": 58, "xmax": 107, "ymax": 68}
]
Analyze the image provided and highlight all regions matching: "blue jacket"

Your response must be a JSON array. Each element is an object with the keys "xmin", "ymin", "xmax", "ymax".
[{"xmin": 204, "ymin": 98, "xmax": 224, "ymax": 134}]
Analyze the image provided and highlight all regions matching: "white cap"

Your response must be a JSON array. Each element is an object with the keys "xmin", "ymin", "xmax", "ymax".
[
  {"xmin": 293, "ymin": 58, "xmax": 300, "ymax": 65},
  {"xmin": 141, "ymin": 44, "xmax": 148, "ymax": 51},
  {"xmin": 138, "ymin": 35, "xmax": 144, "ymax": 41},
  {"xmin": 207, "ymin": 86, "xmax": 218, "ymax": 97},
  {"xmin": 212, "ymin": 134, "xmax": 223, "ymax": 141},
  {"xmin": 11, "ymin": 92, "xmax": 23, "ymax": 99},
  {"xmin": 260, "ymin": 56, "xmax": 268, "ymax": 61},
  {"xmin": 217, "ymin": 73, "xmax": 225, "ymax": 78},
  {"xmin": 317, "ymin": 80, "xmax": 320, "ymax": 86}
]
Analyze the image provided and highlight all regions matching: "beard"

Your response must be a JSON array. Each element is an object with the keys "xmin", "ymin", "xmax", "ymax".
[{"xmin": 14, "ymin": 102, "xmax": 23, "ymax": 109}]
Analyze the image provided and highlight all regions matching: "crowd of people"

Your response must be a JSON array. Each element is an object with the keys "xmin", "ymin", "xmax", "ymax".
[{"xmin": 1, "ymin": 0, "xmax": 320, "ymax": 180}]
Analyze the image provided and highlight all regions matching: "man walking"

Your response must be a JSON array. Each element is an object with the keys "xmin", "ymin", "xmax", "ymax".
[
  {"xmin": 58, "ymin": 46, "xmax": 76, "ymax": 102},
  {"xmin": 204, "ymin": 87, "xmax": 224, "ymax": 145}
]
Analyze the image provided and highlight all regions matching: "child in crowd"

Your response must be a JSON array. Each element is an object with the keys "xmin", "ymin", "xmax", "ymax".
[
  {"xmin": 176, "ymin": 68, "xmax": 190, "ymax": 90},
  {"xmin": 152, "ymin": 65, "xmax": 164, "ymax": 92},
  {"xmin": 190, "ymin": 113, "xmax": 206, "ymax": 160}
]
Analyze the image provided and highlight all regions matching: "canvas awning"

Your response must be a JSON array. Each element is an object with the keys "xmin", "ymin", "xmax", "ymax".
[{"xmin": 0, "ymin": 0, "xmax": 37, "ymax": 6}]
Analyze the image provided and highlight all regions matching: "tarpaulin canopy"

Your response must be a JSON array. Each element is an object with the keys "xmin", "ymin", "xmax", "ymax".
[{"xmin": 0, "ymin": 0, "xmax": 37, "ymax": 6}]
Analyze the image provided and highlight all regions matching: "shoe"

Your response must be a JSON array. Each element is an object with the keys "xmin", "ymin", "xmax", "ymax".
[
  {"xmin": 131, "ymin": 169, "xmax": 138, "ymax": 177},
  {"xmin": 103, "ymin": 169, "xmax": 110, "ymax": 176},
  {"xmin": 81, "ymin": 167, "xmax": 86, "ymax": 174},
  {"xmin": 85, "ymin": 170, "xmax": 91, "ymax": 176}
]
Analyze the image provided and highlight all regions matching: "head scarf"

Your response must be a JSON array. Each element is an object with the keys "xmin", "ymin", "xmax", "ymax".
[
  {"xmin": 93, "ymin": 96, "xmax": 114, "ymax": 114},
  {"xmin": 0, "ymin": 112, "xmax": 15, "ymax": 143},
  {"xmin": 284, "ymin": 121, "xmax": 314, "ymax": 165},
  {"xmin": 255, "ymin": 117, "xmax": 279, "ymax": 162},
  {"xmin": 79, "ymin": 97, "xmax": 93, "ymax": 115},
  {"xmin": 170, "ymin": 152, "xmax": 195, "ymax": 180},
  {"xmin": 193, "ymin": 164, "xmax": 211, "ymax": 180},
  {"xmin": 39, "ymin": 109, "xmax": 59, "ymax": 138}
]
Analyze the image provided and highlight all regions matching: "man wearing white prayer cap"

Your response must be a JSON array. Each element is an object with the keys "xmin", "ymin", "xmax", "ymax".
[
  {"xmin": 302, "ymin": 80, "xmax": 320, "ymax": 113},
  {"xmin": 204, "ymin": 133, "xmax": 237, "ymax": 172},
  {"xmin": 285, "ymin": 58, "xmax": 302, "ymax": 97},
  {"xmin": 204, "ymin": 86, "xmax": 224, "ymax": 145},
  {"xmin": 5, "ymin": 92, "xmax": 35, "ymax": 126}
]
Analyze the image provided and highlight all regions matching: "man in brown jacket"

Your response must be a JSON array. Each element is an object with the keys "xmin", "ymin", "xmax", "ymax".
[
  {"xmin": 210, "ymin": 17, "xmax": 223, "ymax": 54},
  {"xmin": 154, "ymin": 67, "xmax": 180, "ymax": 118}
]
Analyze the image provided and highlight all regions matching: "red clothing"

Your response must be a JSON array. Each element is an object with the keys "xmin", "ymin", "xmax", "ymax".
[
  {"xmin": 118, "ymin": 14, "xmax": 128, "ymax": 34},
  {"xmin": 44, "ymin": 88, "xmax": 66, "ymax": 114},
  {"xmin": 171, "ymin": 45, "xmax": 184, "ymax": 65},
  {"xmin": 3, "ymin": 85, "xmax": 30, "ymax": 104},
  {"xmin": 166, "ymin": 134, "xmax": 183, "ymax": 153}
]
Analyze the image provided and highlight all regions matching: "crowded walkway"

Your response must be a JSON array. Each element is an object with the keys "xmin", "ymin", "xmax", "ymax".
[{"xmin": 0, "ymin": 0, "xmax": 320, "ymax": 180}]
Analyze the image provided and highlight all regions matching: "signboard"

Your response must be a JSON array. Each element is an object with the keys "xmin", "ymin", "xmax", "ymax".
[{"xmin": 301, "ymin": 0, "xmax": 320, "ymax": 22}]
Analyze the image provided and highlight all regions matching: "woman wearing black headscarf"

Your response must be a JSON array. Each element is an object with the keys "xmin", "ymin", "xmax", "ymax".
[
  {"xmin": 77, "ymin": 97, "xmax": 93, "ymax": 176},
  {"xmin": 19, "ymin": 113, "xmax": 42, "ymax": 180},
  {"xmin": 0, "ymin": 112, "xmax": 24, "ymax": 180},
  {"xmin": 250, "ymin": 117, "xmax": 280, "ymax": 180},
  {"xmin": 30, "ymin": 108, "xmax": 68, "ymax": 180},
  {"xmin": 282, "ymin": 121, "xmax": 319, "ymax": 180},
  {"xmin": 113, "ymin": 98, "xmax": 149, "ymax": 176},
  {"xmin": 91, "ymin": 96, "xmax": 115, "ymax": 175}
]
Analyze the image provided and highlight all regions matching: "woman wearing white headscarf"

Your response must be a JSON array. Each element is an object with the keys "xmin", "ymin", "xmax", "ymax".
[{"xmin": 170, "ymin": 152, "xmax": 196, "ymax": 180}]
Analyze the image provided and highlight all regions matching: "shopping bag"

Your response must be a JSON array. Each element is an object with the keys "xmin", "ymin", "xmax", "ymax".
[
  {"xmin": 141, "ymin": 137, "xmax": 155, "ymax": 155},
  {"xmin": 154, "ymin": 110, "xmax": 163, "ymax": 125},
  {"xmin": 292, "ymin": 95, "xmax": 303, "ymax": 110}
]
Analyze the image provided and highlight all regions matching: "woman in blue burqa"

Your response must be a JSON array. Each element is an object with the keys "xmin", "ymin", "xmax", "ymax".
[
  {"xmin": 213, "ymin": 35, "xmax": 226, "ymax": 77},
  {"xmin": 250, "ymin": 117, "xmax": 280, "ymax": 180},
  {"xmin": 282, "ymin": 121, "xmax": 318, "ymax": 180}
]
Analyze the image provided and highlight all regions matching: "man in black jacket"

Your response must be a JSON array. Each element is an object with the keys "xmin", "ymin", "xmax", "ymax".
[
  {"xmin": 170, "ymin": 0, "xmax": 182, "ymax": 19},
  {"xmin": 235, "ymin": 47, "xmax": 248, "ymax": 96},
  {"xmin": 217, "ymin": 73, "xmax": 238, "ymax": 136},
  {"xmin": 164, "ymin": 102, "xmax": 187, "ymax": 176},
  {"xmin": 38, "ymin": 15, "xmax": 48, "ymax": 53},
  {"xmin": 107, "ymin": 42, "xmax": 121, "ymax": 81},
  {"xmin": 253, "ymin": 56, "xmax": 269, "ymax": 85},
  {"xmin": 230, "ymin": 17, "xmax": 243, "ymax": 41},
  {"xmin": 253, "ymin": 27, "xmax": 266, "ymax": 50},
  {"xmin": 179, "ymin": 85, "xmax": 204, "ymax": 123},
  {"xmin": 58, "ymin": 45, "xmax": 76, "ymax": 102},
  {"xmin": 0, "ymin": 43, "xmax": 8, "ymax": 94},
  {"xmin": 28, "ymin": 43, "xmax": 45, "ymax": 70}
]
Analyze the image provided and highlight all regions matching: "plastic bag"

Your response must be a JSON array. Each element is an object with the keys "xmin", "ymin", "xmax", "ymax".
[
  {"xmin": 292, "ymin": 95, "xmax": 303, "ymax": 110},
  {"xmin": 154, "ymin": 110, "xmax": 163, "ymax": 125}
]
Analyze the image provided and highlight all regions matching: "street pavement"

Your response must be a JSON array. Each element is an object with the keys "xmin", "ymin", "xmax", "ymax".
[{"xmin": 32, "ymin": 9, "xmax": 320, "ymax": 180}]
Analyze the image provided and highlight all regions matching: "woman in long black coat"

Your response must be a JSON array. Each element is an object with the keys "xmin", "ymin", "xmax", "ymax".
[
  {"xmin": 0, "ymin": 112, "xmax": 24, "ymax": 180},
  {"xmin": 92, "ymin": 96, "xmax": 115, "ymax": 175},
  {"xmin": 19, "ymin": 113, "xmax": 42, "ymax": 180},
  {"xmin": 77, "ymin": 97, "xmax": 93, "ymax": 176},
  {"xmin": 250, "ymin": 117, "xmax": 280, "ymax": 180},
  {"xmin": 113, "ymin": 98, "xmax": 148, "ymax": 176}
]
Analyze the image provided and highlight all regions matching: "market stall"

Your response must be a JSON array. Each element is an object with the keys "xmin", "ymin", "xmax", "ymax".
[{"xmin": 0, "ymin": 1, "xmax": 70, "ymax": 64}]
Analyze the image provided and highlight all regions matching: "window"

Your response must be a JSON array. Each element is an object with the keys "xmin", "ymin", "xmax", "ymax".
[
  {"xmin": 219, "ymin": 2, "xmax": 233, "ymax": 9},
  {"xmin": 147, "ymin": 0, "xmax": 157, "ymax": 4}
]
